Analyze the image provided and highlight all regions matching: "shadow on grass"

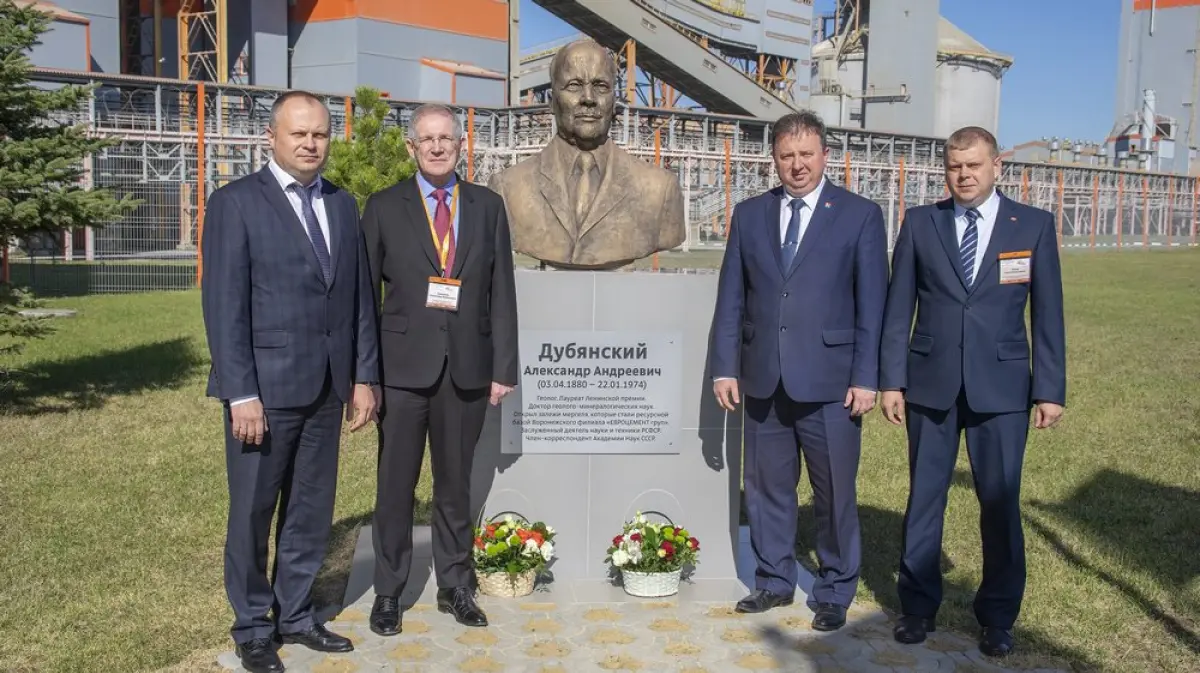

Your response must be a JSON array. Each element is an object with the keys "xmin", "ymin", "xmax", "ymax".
[
  {"xmin": 311, "ymin": 498, "xmax": 435, "ymax": 616},
  {"xmin": 776, "ymin": 490, "xmax": 1101, "ymax": 671},
  {"xmin": 0, "ymin": 337, "xmax": 203, "ymax": 415},
  {"xmin": 1027, "ymin": 469, "xmax": 1200, "ymax": 657}
]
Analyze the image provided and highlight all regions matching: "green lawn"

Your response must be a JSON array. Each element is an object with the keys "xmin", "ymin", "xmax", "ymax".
[{"xmin": 1, "ymin": 249, "xmax": 1197, "ymax": 672}]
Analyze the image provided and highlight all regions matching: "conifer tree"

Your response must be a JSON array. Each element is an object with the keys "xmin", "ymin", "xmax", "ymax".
[
  {"xmin": 323, "ymin": 86, "xmax": 417, "ymax": 211},
  {"xmin": 0, "ymin": 0, "xmax": 138, "ymax": 375}
]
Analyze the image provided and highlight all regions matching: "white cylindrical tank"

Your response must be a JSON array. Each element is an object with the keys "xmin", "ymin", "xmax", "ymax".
[
  {"xmin": 934, "ymin": 61, "xmax": 1002, "ymax": 137},
  {"xmin": 808, "ymin": 35, "xmax": 864, "ymax": 128},
  {"xmin": 932, "ymin": 17, "xmax": 1011, "ymax": 138}
]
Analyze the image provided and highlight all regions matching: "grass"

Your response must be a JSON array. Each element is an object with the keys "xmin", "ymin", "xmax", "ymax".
[{"xmin": 0, "ymin": 248, "xmax": 1197, "ymax": 672}]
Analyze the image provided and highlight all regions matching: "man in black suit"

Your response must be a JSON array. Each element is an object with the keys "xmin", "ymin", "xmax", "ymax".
[
  {"xmin": 361, "ymin": 102, "xmax": 519, "ymax": 635},
  {"xmin": 200, "ymin": 90, "xmax": 380, "ymax": 673}
]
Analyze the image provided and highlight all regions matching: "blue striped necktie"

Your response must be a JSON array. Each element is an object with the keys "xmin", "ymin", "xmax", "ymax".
[
  {"xmin": 782, "ymin": 199, "xmax": 804, "ymax": 269},
  {"xmin": 961, "ymin": 207, "xmax": 980, "ymax": 286},
  {"xmin": 289, "ymin": 181, "xmax": 331, "ymax": 283}
]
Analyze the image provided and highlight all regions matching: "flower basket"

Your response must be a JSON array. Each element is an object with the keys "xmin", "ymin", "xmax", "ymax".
[
  {"xmin": 605, "ymin": 511, "xmax": 700, "ymax": 598},
  {"xmin": 472, "ymin": 511, "xmax": 556, "ymax": 598},
  {"xmin": 478, "ymin": 568, "xmax": 538, "ymax": 597},
  {"xmin": 620, "ymin": 567, "xmax": 683, "ymax": 597}
]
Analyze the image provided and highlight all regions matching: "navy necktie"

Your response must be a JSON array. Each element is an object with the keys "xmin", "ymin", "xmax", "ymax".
[
  {"xmin": 782, "ymin": 199, "xmax": 805, "ymax": 269},
  {"xmin": 290, "ymin": 181, "xmax": 331, "ymax": 283},
  {"xmin": 961, "ymin": 207, "xmax": 980, "ymax": 286}
]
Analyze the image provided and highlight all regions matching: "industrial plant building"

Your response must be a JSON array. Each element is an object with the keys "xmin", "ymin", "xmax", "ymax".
[{"xmin": 22, "ymin": 0, "xmax": 1009, "ymax": 142}]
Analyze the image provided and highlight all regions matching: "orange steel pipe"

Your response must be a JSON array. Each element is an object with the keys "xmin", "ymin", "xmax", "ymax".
[
  {"xmin": 1090, "ymin": 174, "xmax": 1098, "ymax": 249},
  {"xmin": 723, "ymin": 138, "xmax": 732, "ymax": 237},
  {"xmin": 1142, "ymin": 177, "xmax": 1149, "ymax": 248},
  {"xmin": 196, "ymin": 81, "xmax": 206, "ymax": 286},
  {"xmin": 1056, "ymin": 170, "xmax": 1064, "ymax": 246},
  {"xmin": 843, "ymin": 153, "xmax": 851, "ymax": 186},
  {"xmin": 466, "ymin": 108, "xmax": 475, "ymax": 182},
  {"xmin": 1021, "ymin": 168, "xmax": 1029, "ymax": 202},
  {"xmin": 344, "ymin": 96, "xmax": 352, "ymax": 140}
]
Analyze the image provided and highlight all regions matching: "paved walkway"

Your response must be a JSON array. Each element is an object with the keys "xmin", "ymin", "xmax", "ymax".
[{"xmin": 216, "ymin": 527, "xmax": 1066, "ymax": 673}]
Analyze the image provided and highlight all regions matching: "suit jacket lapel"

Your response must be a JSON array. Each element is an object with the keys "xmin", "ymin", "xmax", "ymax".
[
  {"xmin": 969, "ymin": 195, "xmax": 1020, "ymax": 297},
  {"xmin": 256, "ymin": 168, "xmax": 326, "ymax": 286},
  {"xmin": 766, "ymin": 189, "xmax": 785, "ymax": 277},
  {"xmin": 450, "ymin": 179, "xmax": 477, "ymax": 278},
  {"xmin": 320, "ymin": 179, "xmax": 342, "ymax": 283},
  {"xmin": 537, "ymin": 156, "xmax": 575, "ymax": 237},
  {"xmin": 579, "ymin": 147, "xmax": 628, "ymax": 238},
  {"xmin": 783, "ymin": 181, "xmax": 838, "ymax": 279},
  {"xmin": 935, "ymin": 201, "xmax": 970, "ymax": 291},
  {"xmin": 402, "ymin": 178, "xmax": 442, "ymax": 274}
]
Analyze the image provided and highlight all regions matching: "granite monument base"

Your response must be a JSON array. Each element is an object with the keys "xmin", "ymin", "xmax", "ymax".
[{"xmin": 466, "ymin": 268, "xmax": 746, "ymax": 602}]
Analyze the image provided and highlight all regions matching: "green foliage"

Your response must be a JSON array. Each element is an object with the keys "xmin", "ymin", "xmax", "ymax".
[
  {"xmin": 0, "ymin": 283, "xmax": 52, "ymax": 385},
  {"xmin": 323, "ymin": 86, "xmax": 416, "ymax": 212},
  {"xmin": 0, "ymin": 0, "xmax": 139, "ymax": 366},
  {"xmin": 606, "ymin": 512, "xmax": 700, "ymax": 573},
  {"xmin": 472, "ymin": 514, "xmax": 556, "ymax": 577}
]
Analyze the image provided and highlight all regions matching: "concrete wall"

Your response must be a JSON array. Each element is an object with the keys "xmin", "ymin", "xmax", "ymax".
[
  {"xmin": 454, "ymin": 73, "xmax": 505, "ymax": 107},
  {"xmin": 53, "ymin": 0, "xmax": 119, "ymax": 72},
  {"xmin": 28, "ymin": 17, "xmax": 89, "ymax": 71},
  {"xmin": 290, "ymin": 17, "xmax": 506, "ymax": 105},
  {"xmin": 933, "ymin": 61, "xmax": 1001, "ymax": 139},
  {"xmin": 1114, "ymin": 1, "xmax": 1200, "ymax": 174},
  {"xmin": 863, "ymin": 0, "xmax": 938, "ymax": 137}
]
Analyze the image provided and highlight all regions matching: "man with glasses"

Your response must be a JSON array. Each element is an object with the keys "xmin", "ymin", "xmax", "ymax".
[{"xmin": 359, "ymin": 103, "xmax": 519, "ymax": 636}]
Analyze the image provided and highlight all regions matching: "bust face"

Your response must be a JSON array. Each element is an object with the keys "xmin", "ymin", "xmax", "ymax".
[{"xmin": 550, "ymin": 42, "xmax": 616, "ymax": 151}]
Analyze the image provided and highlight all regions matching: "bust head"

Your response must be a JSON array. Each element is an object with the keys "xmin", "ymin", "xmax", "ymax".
[{"xmin": 549, "ymin": 39, "xmax": 618, "ymax": 152}]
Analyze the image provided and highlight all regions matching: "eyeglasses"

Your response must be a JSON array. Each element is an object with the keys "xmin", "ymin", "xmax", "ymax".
[{"xmin": 416, "ymin": 135, "xmax": 460, "ymax": 148}]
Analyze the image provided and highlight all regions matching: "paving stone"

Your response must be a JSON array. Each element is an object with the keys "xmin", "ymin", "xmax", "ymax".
[{"xmin": 214, "ymin": 594, "xmax": 1067, "ymax": 672}]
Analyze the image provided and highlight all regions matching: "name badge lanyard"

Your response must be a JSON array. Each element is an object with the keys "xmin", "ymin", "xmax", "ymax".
[{"xmin": 422, "ymin": 184, "xmax": 459, "ymax": 278}]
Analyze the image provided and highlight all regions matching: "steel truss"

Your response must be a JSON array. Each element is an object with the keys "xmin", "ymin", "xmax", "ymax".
[{"xmin": 23, "ymin": 68, "xmax": 1200, "ymax": 265}]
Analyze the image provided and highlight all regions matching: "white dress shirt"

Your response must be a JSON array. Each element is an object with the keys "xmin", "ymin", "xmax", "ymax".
[
  {"xmin": 954, "ymin": 187, "xmax": 1000, "ymax": 278},
  {"xmin": 779, "ymin": 177, "xmax": 826, "ymax": 247},
  {"xmin": 230, "ymin": 160, "xmax": 331, "ymax": 408}
]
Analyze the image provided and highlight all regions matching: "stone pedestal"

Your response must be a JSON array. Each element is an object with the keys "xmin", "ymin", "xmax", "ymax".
[{"xmin": 468, "ymin": 269, "xmax": 746, "ymax": 602}]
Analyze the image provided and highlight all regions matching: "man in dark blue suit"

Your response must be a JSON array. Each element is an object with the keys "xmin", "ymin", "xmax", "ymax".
[
  {"xmin": 709, "ymin": 110, "xmax": 889, "ymax": 630},
  {"xmin": 201, "ymin": 91, "xmax": 380, "ymax": 673},
  {"xmin": 879, "ymin": 126, "xmax": 1066, "ymax": 658}
]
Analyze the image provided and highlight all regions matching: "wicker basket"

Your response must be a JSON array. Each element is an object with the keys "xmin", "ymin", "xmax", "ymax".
[
  {"xmin": 477, "ymin": 569, "xmax": 537, "ymax": 597},
  {"xmin": 620, "ymin": 568, "xmax": 682, "ymax": 597}
]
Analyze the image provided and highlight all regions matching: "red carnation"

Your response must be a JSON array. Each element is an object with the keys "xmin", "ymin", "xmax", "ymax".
[
  {"xmin": 630, "ymin": 532, "xmax": 643, "ymax": 542},
  {"xmin": 661, "ymin": 540, "xmax": 675, "ymax": 556},
  {"xmin": 613, "ymin": 535, "xmax": 624, "ymax": 546},
  {"xmin": 688, "ymin": 537, "xmax": 699, "ymax": 550}
]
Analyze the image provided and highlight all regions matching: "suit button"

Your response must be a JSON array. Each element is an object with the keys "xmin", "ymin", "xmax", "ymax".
[
  {"xmin": 780, "ymin": 326, "xmax": 787, "ymax": 332},
  {"xmin": 782, "ymin": 292, "xmax": 789, "ymax": 298},
  {"xmin": 325, "ymin": 330, "xmax": 332, "ymax": 336}
]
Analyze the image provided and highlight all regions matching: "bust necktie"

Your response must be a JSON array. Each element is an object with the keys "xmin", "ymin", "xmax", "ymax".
[
  {"xmin": 574, "ymin": 151, "xmax": 597, "ymax": 227},
  {"xmin": 782, "ymin": 199, "xmax": 805, "ymax": 269},
  {"xmin": 961, "ymin": 207, "xmax": 980, "ymax": 287},
  {"xmin": 289, "ymin": 181, "xmax": 331, "ymax": 283}
]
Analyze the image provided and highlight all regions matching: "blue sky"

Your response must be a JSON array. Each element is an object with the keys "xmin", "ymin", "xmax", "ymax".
[{"xmin": 516, "ymin": 0, "xmax": 1121, "ymax": 149}]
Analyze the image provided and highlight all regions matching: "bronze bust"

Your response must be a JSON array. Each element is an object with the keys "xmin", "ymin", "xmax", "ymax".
[{"xmin": 487, "ymin": 39, "xmax": 686, "ymax": 270}]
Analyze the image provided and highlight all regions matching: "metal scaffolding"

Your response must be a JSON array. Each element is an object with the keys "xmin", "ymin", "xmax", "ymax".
[{"xmin": 8, "ymin": 69, "xmax": 1197, "ymax": 294}]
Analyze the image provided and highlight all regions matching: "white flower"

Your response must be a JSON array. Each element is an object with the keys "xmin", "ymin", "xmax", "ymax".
[
  {"xmin": 545, "ymin": 526, "xmax": 555, "ymax": 535},
  {"xmin": 612, "ymin": 549, "xmax": 629, "ymax": 567},
  {"xmin": 504, "ymin": 514, "xmax": 515, "ymax": 525},
  {"xmin": 522, "ymin": 539, "xmax": 539, "ymax": 556},
  {"xmin": 540, "ymin": 541, "xmax": 554, "ymax": 561}
]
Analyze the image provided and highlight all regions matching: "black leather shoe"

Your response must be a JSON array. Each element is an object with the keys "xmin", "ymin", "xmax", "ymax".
[
  {"xmin": 235, "ymin": 638, "xmax": 284, "ymax": 673},
  {"xmin": 280, "ymin": 623, "xmax": 353, "ymax": 653},
  {"xmin": 369, "ymin": 595, "xmax": 402, "ymax": 636},
  {"xmin": 811, "ymin": 602, "xmax": 847, "ymax": 631},
  {"xmin": 980, "ymin": 626, "xmax": 1014, "ymax": 657},
  {"xmin": 735, "ymin": 589, "xmax": 794, "ymax": 613},
  {"xmin": 437, "ymin": 586, "xmax": 488, "ymax": 627},
  {"xmin": 893, "ymin": 615, "xmax": 936, "ymax": 644}
]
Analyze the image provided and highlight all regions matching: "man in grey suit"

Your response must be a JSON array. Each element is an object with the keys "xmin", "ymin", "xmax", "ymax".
[{"xmin": 201, "ymin": 90, "xmax": 380, "ymax": 673}]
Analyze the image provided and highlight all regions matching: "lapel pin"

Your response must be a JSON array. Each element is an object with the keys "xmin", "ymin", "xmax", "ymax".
[
  {"xmin": 823, "ymin": 202, "xmax": 832, "ymax": 209},
  {"xmin": 1010, "ymin": 216, "xmax": 1017, "ymax": 221}
]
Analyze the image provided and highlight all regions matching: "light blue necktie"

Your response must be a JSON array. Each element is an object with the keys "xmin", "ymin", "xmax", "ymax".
[
  {"xmin": 289, "ymin": 181, "xmax": 331, "ymax": 283},
  {"xmin": 782, "ymin": 199, "xmax": 805, "ymax": 269},
  {"xmin": 961, "ymin": 207, "xmax": 980, "ymax": 287}
]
